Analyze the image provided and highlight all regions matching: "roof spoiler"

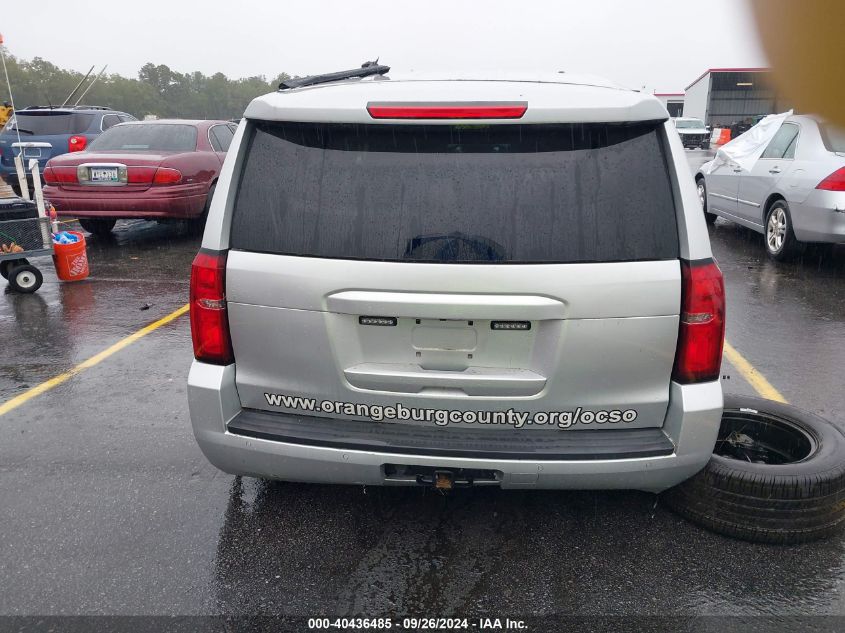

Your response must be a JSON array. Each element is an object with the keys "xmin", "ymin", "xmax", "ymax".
[{"xmin": 279, "ymin": 60, "xmax": 390, "ymax": 91}]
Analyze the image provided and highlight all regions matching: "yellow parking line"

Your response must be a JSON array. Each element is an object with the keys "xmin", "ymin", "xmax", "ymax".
[
  {"xmin": 0, "ymin": 303, "xmax": 189, "ymax": 417},
  {"xmin": 723, "ymin": 340, "xmax": 787, "ymax": 403}
]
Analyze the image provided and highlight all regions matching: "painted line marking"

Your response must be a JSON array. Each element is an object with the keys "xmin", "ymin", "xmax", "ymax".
[
  {"xmin": 723, "ymin": 340, "xmax": 787, "ymax": 403},
  {"xmin": 0, "ymin": 303, "xmax": 189, "ymax": 417}
]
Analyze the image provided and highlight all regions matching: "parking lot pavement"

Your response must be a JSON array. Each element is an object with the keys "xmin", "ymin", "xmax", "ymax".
[
  {"xmin": 685, "ymin": 149, "xmax": 845, "ymax": 422},
  {"xmin": 2, "ymin": 155, "xmax": 845, "ymax": 619}
]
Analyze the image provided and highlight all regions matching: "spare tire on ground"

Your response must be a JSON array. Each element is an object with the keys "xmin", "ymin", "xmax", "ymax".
[{"xmin": 663, "ymin": 394, "xmax": 845, "ymax": 544}]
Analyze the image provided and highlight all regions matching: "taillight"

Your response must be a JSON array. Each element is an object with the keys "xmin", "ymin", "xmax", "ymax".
[
  {"xmin": 68, "ymin": 135, "xmax": 87, "ymax": 152},
  {"xmin": 190, "ymin": 250, "xmax": 233, "ymax": 365},
  {"xmin": 367, "ymin": 101, "xmax": 528, "ymax": 119},
  {"xmin": 153, "ymin": 167, "xmax": 182, "ymax": 185},
  {"xmin": 126, "ymin": 167, "xmax": 155, "ymax": 184},
  {"xmin": 43, "ymin": 166, "xmax": 78, "ymax": 184},
  {"xmin": 43, "ymin": 166, "xmax": 58, "ymax": 185},
  {"xmin": 816, "ymin": 166, "xmax": 845, "ymax": 191},
  {"xmin": 672, "ymin": 259, "xmax": 725, "ymax": 384}
]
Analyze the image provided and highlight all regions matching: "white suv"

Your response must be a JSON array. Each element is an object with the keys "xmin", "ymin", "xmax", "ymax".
[{"xmin": 187, "ymin": 64, "xmax": 725, "ymax": 492}]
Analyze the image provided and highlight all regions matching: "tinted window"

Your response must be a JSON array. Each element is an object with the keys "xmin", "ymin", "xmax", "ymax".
[
  {"xmin": 231, "ymin": 121, "xmax": 679, "ymax": 264},
  {"xmin": 87, "ymin": 124, "xmax": 198, "ymax": 152},
  {"xmin": 118, "ymin": 114, "xmax": 137, "ymax": 123},
  {"xmin": 819, "ymin": 123, "xmax": 845, "ymax": 153},
  {"xmin": 3, "ymin": 112, "xmax": 94, "ymax": 135},
  {"xmin": 101, "ymin": 114, "xmax": 121, "ymax": 130},
  {"xmin": 761, "ymin": 123, "xmax": 799, "ymax": 159},
  {"xmin": 210, "ymin": 125, "xmax": 234, "ymax": 152}
]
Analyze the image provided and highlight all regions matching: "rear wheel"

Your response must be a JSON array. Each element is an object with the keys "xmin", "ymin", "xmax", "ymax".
[
  {"xmin": 765, "ymin": 200, "xmax": 803, "ymax": 261},
  {"xmin": 8, "ymin": 264, "xmax": 43, "ymax": 293},
  {"xmin": 79, "ymin": 218, "xmax": 117, "ymax": 236},
  {"xmin": 697, "ymin": 178, "xmax": 717, "ymax": 225}
]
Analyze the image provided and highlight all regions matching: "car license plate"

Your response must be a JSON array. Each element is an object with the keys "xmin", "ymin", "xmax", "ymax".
[
  {"xmin": 22, "ymin": 147, "xmax": 41, "ymax": 158},
  {"xmin": 90, "ymin": 167, "xmax": 119, "ymax": 182}
]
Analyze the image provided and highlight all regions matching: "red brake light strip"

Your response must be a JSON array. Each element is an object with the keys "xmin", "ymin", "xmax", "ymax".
[{"xmin": 367, "ymin": 102, "xmax": 527, "ymax": 120}]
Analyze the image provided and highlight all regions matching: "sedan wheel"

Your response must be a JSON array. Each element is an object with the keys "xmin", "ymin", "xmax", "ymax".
[
  {"xmin": 697, "ymin": 178, "xmax": 717, "ymax": 225},
  {"xmin": 764, "ymin": 201, "xmax": 803, "ymax": 261},
  {"xmin": 79, "ymin": 218, "xmax": 117, "ymax": 236},
  {"xmin": 766, "ymin": 206, "xmax": 786, "ymax": 251}
]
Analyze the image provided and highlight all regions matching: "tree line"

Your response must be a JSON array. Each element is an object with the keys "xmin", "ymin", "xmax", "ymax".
[{"xmin": 0, "ymin": 48, "xmax": 291, "ymax": 120}]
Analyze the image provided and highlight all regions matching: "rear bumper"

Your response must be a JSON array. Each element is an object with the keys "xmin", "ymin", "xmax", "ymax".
[
  {"xmin": 791, "ymin": 191, "xmax": 845, "ymax": 243},
  {"xmin": 188, "ymin": 362, "xmax": 723, "ymax": 492},
  {"xmin": 44, "ymin": 184, "xmax": 208, "ymax": 219}
]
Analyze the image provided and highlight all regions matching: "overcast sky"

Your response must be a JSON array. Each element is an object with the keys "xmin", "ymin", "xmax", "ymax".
[{"xmin": 6, "ymin": 0, "xmax": 767, "ymax": 92}]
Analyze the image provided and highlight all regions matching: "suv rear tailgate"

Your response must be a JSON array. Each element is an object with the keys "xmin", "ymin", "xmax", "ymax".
[
  {"xmin": 225, "ymin": 118, "xmax": 682, "ymax": 431},
  {"xmin": 227, "ymin": 254, "xmax": 680, "ymax": 429}
]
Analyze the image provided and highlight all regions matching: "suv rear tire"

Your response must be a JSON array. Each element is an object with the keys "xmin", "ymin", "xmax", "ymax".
[
  {"xmin": 663, "ymin": 394, "xmax": 845, "ymax": 544},
  {"xmin": 79, "ymin": 218, "xmax": 117, "ymax": 236}
]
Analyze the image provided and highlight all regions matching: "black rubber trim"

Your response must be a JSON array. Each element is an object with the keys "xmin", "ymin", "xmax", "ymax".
[{"xmin": 227, "ymin": 409, "xmax": 675, "ymax": 460}]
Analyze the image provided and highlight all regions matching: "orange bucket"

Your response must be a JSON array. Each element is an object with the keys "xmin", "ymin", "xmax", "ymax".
[{"xmin": 52, "ymin": 230, "xmax": 90, "ymax": 282}]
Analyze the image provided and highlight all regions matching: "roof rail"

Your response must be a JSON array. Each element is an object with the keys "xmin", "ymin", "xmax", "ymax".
[{"xmin": 279, "ymin": 60, "xmax": 390, "ymax": 90}]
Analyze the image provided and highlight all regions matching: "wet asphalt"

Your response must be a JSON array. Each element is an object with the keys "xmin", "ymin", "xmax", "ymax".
[{"xmin": 1, "ymin": 149, "xmax": 845, "ymax": 621}]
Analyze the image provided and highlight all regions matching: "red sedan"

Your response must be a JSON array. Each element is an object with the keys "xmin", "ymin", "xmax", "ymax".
[{"xmin": 43, "ymin": 119, "xmax": 236, "ymax": 235}]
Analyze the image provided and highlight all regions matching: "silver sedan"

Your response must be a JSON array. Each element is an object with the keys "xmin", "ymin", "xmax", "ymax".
[{"xmin": 696, "ymin": 115, "xmax": 845, "ymax": 260}]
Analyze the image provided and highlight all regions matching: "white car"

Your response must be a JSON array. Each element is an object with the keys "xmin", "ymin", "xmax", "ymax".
[
  {"xmin": 696, "ymin": 114, "xmax": 845, "ymax": 260},
  {"xmin": 672, "ymin": 117, "xmax": 710, "ymax": 149}
]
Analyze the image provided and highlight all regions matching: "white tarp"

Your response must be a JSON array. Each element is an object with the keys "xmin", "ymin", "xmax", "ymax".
[{"xmin": 708, "ymin": 110, "xmax": 793, "ymax": 173}]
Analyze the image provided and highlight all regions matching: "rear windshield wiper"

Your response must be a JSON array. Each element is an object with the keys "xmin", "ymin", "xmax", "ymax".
[
  {"xmin": 10, "ymin": 127, "xmax": 34, "ymax": 135},
  {"xmin": 279, "ymin": 60, "xmax": 389, "ymax": 90}
]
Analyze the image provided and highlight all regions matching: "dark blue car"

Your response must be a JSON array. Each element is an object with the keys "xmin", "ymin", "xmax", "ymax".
[{"xmin": 0, "ymin": 105, "xmax": 136, "ymax": 194}]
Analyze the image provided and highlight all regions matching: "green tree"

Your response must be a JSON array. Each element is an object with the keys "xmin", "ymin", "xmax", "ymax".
[{"xmin": 1, "ymin": 50, "xmax": 288, "ymax": 120}]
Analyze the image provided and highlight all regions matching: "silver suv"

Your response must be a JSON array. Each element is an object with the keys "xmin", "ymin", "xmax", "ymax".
[{"xmin": 188, "ymin": 64, "xmax": 726, "ymax": 492}]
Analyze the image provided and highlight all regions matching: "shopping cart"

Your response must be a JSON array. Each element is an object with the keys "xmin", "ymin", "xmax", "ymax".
[{"xmin": 0, "ymin": 200, "xmax": 52, "ymax": 293}]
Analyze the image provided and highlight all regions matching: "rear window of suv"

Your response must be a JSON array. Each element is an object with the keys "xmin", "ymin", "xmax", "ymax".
[
  {"xmin": 230, "ymin": 121, "xmax": 679, "ymax": 263},
  {"xmin": 3, "ymin": 112, "xmax": 95, "ymax": 136}
]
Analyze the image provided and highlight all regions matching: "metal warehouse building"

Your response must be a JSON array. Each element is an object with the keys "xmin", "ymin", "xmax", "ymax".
[
  {"xmin": 682, "ymin": 68, "xmax": 793, "ymax": 126},
  {"xmin": 654, "ymin": 92, "xmax": 684, "ymax": 117}
]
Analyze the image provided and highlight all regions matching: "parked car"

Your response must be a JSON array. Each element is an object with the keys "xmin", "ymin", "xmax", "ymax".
[
  {"xmin": 0, "ymin": 105, "xmax": 136, "ymax": 195},
  {"xmin": 672, "ymin": 117, "xmax": 710, "ymax": 149},
  {"xmin": 696, "ymin": 114, "xmax": 845, "ymax": 260},
  {"xmin": 43, "ymin": 119, "xmax": 236, "ymax": 235},
  {"xmin": 187, "ymin": 65, "xmax": 725, "ymax": 493}
]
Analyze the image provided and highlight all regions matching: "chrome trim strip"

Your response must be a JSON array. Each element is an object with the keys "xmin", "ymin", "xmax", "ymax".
[
  {"xmin": 738, "ymin": 198, "xmax": 761, "ymax": 208},
  {"xmin": 710, "ymin": 192, "xmax": 735, "ymax": 202}
]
